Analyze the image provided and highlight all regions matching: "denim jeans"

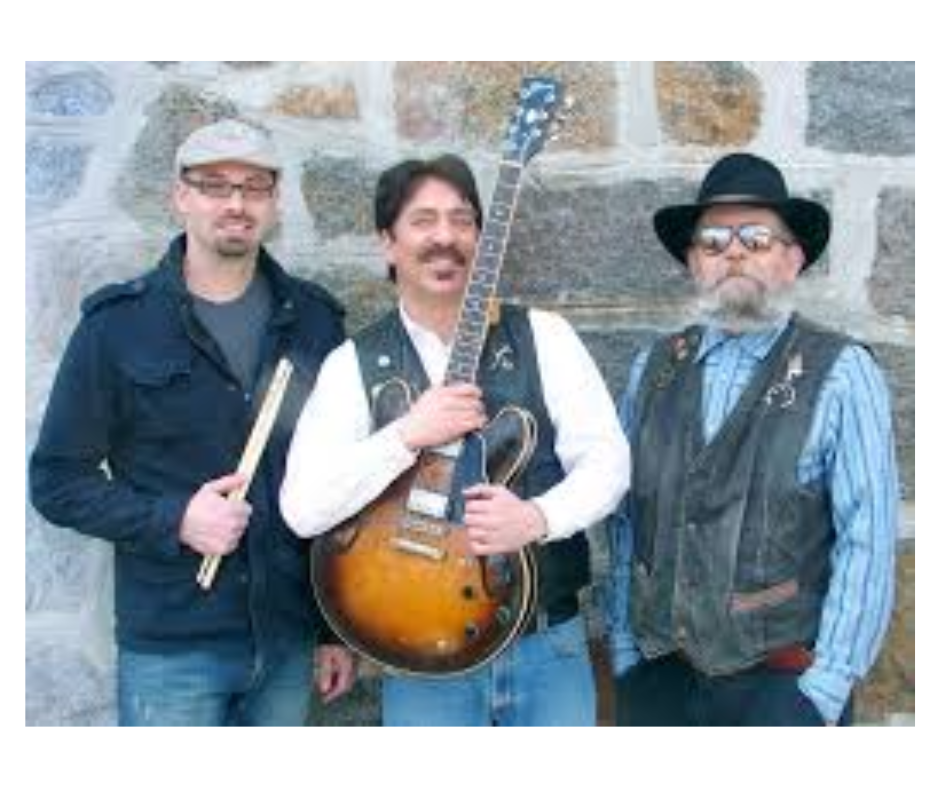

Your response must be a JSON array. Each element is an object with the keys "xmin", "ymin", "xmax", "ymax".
[
  {"xmin": 382, "ymin": 615, "xmax": 595, "ymax": 726},
  {"xmin": 118, "ymin": 643, "xmax": 314, "ymax": 726},
  {"xmin": 615, "ymin": 654, "xmax": 853, "ymax": 726}
]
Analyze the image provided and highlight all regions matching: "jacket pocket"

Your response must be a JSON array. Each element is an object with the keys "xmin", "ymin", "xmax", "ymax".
[{"xmin": 120, "ymin": 356, "xmax": 196, "ymax": 440}]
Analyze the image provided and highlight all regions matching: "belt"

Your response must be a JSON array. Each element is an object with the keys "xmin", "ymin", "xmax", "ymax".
[
  {"xmin": 763, "ymin": 644, "xmax": 814, "ymax": 672},
  {"xmin": 672, "ymin": 644, "xmax": 814, "ymax": 673},
  {"xmin": 523, "ymin": 595, "xmax": 580, "ymax": 634}
]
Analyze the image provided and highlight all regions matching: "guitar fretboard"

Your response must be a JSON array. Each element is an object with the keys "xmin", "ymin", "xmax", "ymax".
[{"xmin": 444, "ymin": 161, "xmax": 524, "ymax": 386}]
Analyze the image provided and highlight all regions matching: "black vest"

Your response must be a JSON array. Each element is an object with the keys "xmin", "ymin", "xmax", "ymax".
[
  {"xmin": 629, "ymin": 315, "xmax": 852, "ymax": 674},
  {"xmin": 354, "ymin": 305, "xmax": 590, "ymax": 615}
]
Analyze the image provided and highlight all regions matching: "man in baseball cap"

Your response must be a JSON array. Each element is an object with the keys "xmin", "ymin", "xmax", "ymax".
[{"xmin": 30, "ymin": 116, "xmax": 355, "ymax": 725}]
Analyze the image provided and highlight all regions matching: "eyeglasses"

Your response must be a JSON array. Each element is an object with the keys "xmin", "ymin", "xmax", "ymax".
[
  {"xmin": 181, "ymin": 175, "xmax": 276, "ymax": 201},
  {"xmin": 692, "ymin": 223, "xmax": 793, "ymax": 255}
]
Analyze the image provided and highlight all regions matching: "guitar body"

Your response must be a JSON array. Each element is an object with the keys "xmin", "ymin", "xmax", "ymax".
[{"xmin": 312, "ymin": 404, "xmax": 538, "ymax": 676}]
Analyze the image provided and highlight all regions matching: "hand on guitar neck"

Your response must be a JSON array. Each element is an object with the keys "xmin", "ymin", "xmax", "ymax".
[
  {"xmin": 463, "ymin": 484, "xmax": 549, "ymax": 554},
  {"xmin": 395, "ymin": 383, "xmax": 486, "ymax": 452}
]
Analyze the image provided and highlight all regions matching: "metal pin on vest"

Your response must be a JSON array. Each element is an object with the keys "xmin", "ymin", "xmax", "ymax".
[{"xmin": 764, "ymin": 352, "xmax": 804, "ymax": 409}]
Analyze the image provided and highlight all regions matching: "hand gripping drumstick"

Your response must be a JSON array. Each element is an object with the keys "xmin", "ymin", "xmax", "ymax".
[{"xmin": 196, "ymin": 358, "xmax": 294, "ymax": 590}]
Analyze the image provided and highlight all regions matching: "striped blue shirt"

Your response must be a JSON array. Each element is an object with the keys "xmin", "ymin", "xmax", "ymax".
[{"xmin": 605, "ymin": 320, "xmax": 899, "ymax": 723}]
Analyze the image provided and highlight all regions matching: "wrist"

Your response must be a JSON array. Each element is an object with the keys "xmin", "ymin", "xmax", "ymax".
[
  {"xmin": 395, "ymin": 417, "xmax": 420, "ymax": 454},
  {"xmin": 527, "ymin": 501, "xmax": 549, "ymax": 542}
]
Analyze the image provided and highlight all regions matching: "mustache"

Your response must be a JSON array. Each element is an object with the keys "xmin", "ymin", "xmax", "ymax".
[{"xmin": 417, "ymin": 244, "xmax": 468, "ymax": 266}]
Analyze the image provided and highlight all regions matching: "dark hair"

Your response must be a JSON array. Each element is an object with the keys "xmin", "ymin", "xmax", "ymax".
[{"xmin": 374, "ymin": 154, "xmax": 483, "ymax": 235}]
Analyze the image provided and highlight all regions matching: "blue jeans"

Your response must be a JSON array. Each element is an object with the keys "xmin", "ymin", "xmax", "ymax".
[
  {"xmin": 382, "ymin": 615, "xmax": 595, "ymax": 726},
  {"xmin": 118, "ymin": 643, "xmax": 314, "ymax": 726}
]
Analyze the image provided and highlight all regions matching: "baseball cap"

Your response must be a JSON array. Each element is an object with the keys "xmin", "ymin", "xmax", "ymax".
[{"xmin": 174, "ymin": 119, "xmax": 281, "ymax": 176}]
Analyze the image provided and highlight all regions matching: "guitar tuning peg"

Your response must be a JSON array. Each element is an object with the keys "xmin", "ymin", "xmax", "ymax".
[{"xmin": 564, "ymin": 95, "xmax": 576, "ymax": 110}]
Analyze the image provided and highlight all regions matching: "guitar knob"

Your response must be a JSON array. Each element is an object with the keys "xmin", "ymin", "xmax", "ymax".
[
  {"xmin": 496, "ymin": 606, "xmax": 513, "ymax": 626},
  {"xmin": 465, "ymin": 622, "xmax": 480, "ymax": 640},
  {"xmin": 461, "ymin": 585, "xmax": 476, "ymax": 600}
]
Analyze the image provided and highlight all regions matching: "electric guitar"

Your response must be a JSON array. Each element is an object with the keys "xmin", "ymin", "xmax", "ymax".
[{"xmin": 311, "ymin": 76, "xmax": 567, "ymax": 675}]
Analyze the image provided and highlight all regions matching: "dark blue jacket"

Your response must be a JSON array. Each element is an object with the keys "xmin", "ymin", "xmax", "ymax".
[{"xmin": 29, "ymin": 235, "xmax": 345, "ymax": 655}]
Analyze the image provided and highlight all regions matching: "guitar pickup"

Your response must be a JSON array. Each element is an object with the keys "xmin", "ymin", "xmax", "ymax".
[
  {"xmin": 391, "ymin": 537, "xmax": 446, "ymax": 562},
  {"xmin": 406, "ymin": 488, "xmax": 449, "ymax": 519}
]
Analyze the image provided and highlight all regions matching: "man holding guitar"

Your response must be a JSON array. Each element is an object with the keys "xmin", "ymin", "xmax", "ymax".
[{"xmin": 282, "ymin": 78, "xmax": 629, "ymax": 726}]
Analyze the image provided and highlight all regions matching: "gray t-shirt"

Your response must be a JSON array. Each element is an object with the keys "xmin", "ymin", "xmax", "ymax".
[{"xmin": 193, "ymin": 272, "xmax": 272, "ymax": 391}]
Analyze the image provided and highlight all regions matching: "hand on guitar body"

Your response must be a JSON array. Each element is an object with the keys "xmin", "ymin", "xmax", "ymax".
[
  {"xmin": 395, "ymin": 383, "xmax": 487, "ymax": 452},
  {"xmin": 179, "ymin": 473, "xmax": 252, "ymax": 555},
  {"xmin": 463, "ymin": 484, "xmax": 548, "ymax": 554}
]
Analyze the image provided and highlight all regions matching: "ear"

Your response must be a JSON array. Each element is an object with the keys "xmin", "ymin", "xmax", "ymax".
[
  {"xmin": 379, "ymin": 229, "xmax": 396, "ymax": 261},
  {"xmin": 785, "ymin": 242, "xmax": 806, "ymax": 280},
  {"xmin": 171, "ymin": 180, "xmax": 189, "ymax": 222},
  {"xmin": 687, "ymin": 248, "xmax": 706, "ymax": 280}
]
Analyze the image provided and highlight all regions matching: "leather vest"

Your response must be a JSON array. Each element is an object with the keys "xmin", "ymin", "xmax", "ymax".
[{"xmin": 629, "ymin": 316, "xmax": 851, "ymax": 674}]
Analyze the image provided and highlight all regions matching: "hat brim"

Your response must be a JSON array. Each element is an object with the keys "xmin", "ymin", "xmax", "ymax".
[{"xmin": 654, "ymin": 197, "xmax": 831, "ymax": 270}]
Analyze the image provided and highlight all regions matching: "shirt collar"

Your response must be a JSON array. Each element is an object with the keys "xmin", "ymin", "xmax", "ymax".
[
  {"xmin": 397, "ymin": 302, "xmax": 452, "ymax": 354},
  {"xmin": 695, "ymin": 319, "xmax": 791, "ymax": 364}
]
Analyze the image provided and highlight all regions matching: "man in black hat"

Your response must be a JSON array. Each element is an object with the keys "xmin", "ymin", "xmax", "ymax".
[{"xmin": 604, "ymin": 152, "xmax": 900, "ymax": 725}]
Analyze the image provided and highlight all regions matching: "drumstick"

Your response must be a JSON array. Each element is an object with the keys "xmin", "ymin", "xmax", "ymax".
[{"xmin": 196, "ymin": 358, "xmax": 294, "ymax": 590}]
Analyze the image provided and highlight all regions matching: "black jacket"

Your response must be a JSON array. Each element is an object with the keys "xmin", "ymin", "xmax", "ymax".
[{"xmin": 30, "ymin": 235, "xmax": 345, "ymax": 654}]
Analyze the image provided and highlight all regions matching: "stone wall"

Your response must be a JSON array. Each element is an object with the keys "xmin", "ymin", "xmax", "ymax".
[{"xmin": 25, "ymin": 61, "xmax": 914, "ymax": 725}]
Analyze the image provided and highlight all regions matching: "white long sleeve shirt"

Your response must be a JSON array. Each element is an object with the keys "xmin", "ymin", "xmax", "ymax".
[{"xmin": 281, "ymin": 305, "xmax": 631, "ymax": 542}]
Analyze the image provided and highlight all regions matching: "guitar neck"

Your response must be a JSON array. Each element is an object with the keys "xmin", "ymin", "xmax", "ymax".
[{"xmin": 444, "ymin": 160, "xmax": 524, "ymax": 386}]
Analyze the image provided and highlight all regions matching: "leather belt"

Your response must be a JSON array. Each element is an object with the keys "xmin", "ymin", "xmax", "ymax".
[{"xmin": 763, "ymin": 644, "xmax": 814, "ymax": 672}]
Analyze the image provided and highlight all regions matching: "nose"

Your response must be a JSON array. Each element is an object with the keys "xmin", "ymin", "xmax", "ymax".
[
  {"xmin": 222, "ymin": 189, "xmax": 247, "ymax": 209},
  {"xmin": 429, "ymin": 218, "xmax": 458, "ymax": 245}
]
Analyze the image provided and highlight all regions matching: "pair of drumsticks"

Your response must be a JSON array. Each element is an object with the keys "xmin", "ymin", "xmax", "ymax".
[{"xmin": 196, "ymin": 358, "xmax": 293, "ymax": 590}]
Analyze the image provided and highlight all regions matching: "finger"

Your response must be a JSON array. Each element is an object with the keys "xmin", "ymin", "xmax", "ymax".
[
  {"xmin": 463, "ymin": 484, "xmax": 495, "ymax": 500},
  {"xmin": 203, "ymin": 473, "xmax": 248, "ymax": 496}
]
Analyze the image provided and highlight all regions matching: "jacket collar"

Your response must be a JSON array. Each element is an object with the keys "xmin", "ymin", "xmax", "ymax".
[{"xmin": 156, "ymin": 234, "xmax": 298, "ymax": 326}]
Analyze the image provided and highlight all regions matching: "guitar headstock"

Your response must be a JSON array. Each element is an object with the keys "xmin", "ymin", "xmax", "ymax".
[{"xmin": 503, "ymin": 76, "xmax": 570, "ymax": 165}]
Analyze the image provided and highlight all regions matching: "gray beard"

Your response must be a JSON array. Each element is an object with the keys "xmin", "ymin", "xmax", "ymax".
[{"xmin": 696, "ymin": 279, "xmax": 794, "ymax": 334}]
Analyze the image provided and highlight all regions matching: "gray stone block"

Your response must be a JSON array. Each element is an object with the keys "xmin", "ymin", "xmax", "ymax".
[
  {"xmin": 26, "ymin": 505, "xmax": 113, "ymax": 616},
  {"xmin": 808, "ymin": 62, "xmax": 914, "ymax": 156},
  {"xmin": 871, "ymin": 342, "xmax": 914, "ymax": 501},
  {"xmin": 503, "ymin": 178, "xmax": 695, "ymax": 304},
  {"xmin": 870, "ymin": 188, "xmax": 915, "ymax": 320},
  {"xmin": 26, "ymin": 633, "xmax": 115, "ymax": 725},
  {"xmin": 301, "ymin": 155, "xmax": 377, "ymax": 241},
  {"xmin": 27, "ymin": 68, "xmax": 114, "ymax": 117},
  {"xmin": 26, "ymin": 137, "xmax": 90, "ymax": 215}
]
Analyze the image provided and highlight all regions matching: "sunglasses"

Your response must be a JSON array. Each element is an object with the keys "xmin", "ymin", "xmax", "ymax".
[{"xmin": 692, "ymin": 223, "xmax": 794, "ymax": 255}]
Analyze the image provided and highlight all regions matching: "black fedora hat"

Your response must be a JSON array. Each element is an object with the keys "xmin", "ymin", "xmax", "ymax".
[{"xmin": 653, "ymin": 152, "xmax": 831, "ymax": 269}]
